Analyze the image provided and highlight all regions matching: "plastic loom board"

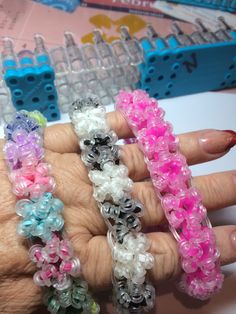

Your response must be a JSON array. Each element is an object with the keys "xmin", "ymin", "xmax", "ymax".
[
  {"xmin": 160, "ymin": 0, "xmax": 236, "ymax": 12},
  {"xmin": 3, "ymin": 56, "xmax": 60, "ymax": 122},
  {"xmin": 138, "ymin": 30, "xmax": 236, "ymax": 99}
]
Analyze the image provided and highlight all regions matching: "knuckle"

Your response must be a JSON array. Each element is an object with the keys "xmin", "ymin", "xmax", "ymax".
[
  {"xmin": 133, "ymin": 182, "xmax": 163, "ymax": 226},
  {"xmin": 161, "ymin": 238, "xmax": 180, "ymax": 280},
  {"xmin": 121, "ymin": 144, "xmax": 146, "ymax": 180},
  {"xmin": 150, "ymin": 233, "xmax": 180, "ymax": 281},
  {"xmin": 200, "ymin": 172, "xmax": 236, "ymax": 209},
  {"xmin": 107, "ymin": 111, "xmax": 129, "ymax": 138}
]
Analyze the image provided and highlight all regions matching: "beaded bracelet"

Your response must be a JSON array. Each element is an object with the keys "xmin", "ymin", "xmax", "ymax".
[
  {"xmin": 3, "ymin": 111, "xmax": 99, "ymax": 314},
  {"xmin": 116, "ymin": 90, "xmax": 224, "ymax": 300},
  {"xmin": 70, "ymin": 97, "xmax": 155, "ymax": 313}
]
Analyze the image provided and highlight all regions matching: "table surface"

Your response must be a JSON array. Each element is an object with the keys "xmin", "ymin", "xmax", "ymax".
[{"xmin": 0, "ymin": 1, "xmax": 236, "ymax": 312}]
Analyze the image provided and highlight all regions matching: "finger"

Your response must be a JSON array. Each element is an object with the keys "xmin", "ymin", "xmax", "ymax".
[
  {"xmin": 45, "ymin": 111, "xmax": 236, "ymax": 160},
  {"xmin": 107, "ymin": 111, "xmax": 133, "ymax": 139},
  {"xmin": 193, "ymin": 170, "xmax": 236, "ymax": 211},
  {"xmin": 46, "ymin": 128, "xmax": 234, "ymax": 183},
  {"xmin": 75, "ymin": 225, "xmax": 236, "ymax": 290},
  {"xmin": 77, "ymin": 232, "xmax": 178, "ymax": 290},
  {"xmin": 45, "ymin": 150, "xmax": 93, "ymax": 206},
  {"xmin": 45, "ymin": 124, "xmax": 236, "ymax": 196},
  {"xmin": 44, "ymin": 123, "xmax": 79, "ymax": 154},
  {"xmin": 132, "ymin": 170, "xmax": 236, "ymax": 228},
  {"xmin": 179, "ymin": 129, "xmax": 236, "ymax": 165},
  {"xmin": 117, "ymin": 129, "xmax": 236, "ymax": 182},
  {"xmin": 73, "ymin": 234, "xmax": 112, "ymax": 291},
  {"xmin": 44, "ymin": 111, "xmax": 133, "ymax": 153},
  {"xmin": 120, "ymin": 144, "xmax": 149, "ymax": 181}
]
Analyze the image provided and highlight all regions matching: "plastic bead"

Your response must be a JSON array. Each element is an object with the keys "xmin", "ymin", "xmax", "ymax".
[
  {"xmin": 89, "ymin": 162, "xmax": 133, "ymax": 203},
  {"xmin": 112, "ymin": 224, "xmax": 130, "ymax": 245},
  {"xmin": 16, "ymin": 193, "xmax": 64, "ymax": 241},
  {"xmin": 4, "ymin": 129, "xmax": 44, "ymax": 170},
  {"xmin": 162, "ymin": 187, "xmax": 206, "ymax": 229},
  {"xmin": 116, "ymin": 89, "xmax": 224, "ymax": 300},
  {"xmin": 4, "ymin": 110, "xmax": 98, "ymax": 314},
  {"xmin": 28, "ymin": 111, "xmax": 47, "ymax": 128},
  {"xmin": 69, "ymin": 97, "xmax": 101, "ymax": 117},
  {"xmin": 93, "ymin": 174, "xmax": 144, "ymax": 235},
  {"xmin": 44, "ymin": 279, "xmax": 100, "ymax": 314},
  {"xmin": 70, "ymin": 96, "xmax": 155, "ymax": 313},
  {"xmin": 80, "ymin": 130, "xmax": 119, "ymax": 170},
  {"xmin": 71, "ymin": 106, "xmax": 109, "ymax": 139},
  {"xmin": 47, "ymin": 296, "xmax": 62, "ymax": 314},
  {"xmin": 114, "ymin": 278, "xmax": 155, "ymax": 312},
  {"xmin": 30, "ymin": 235, "xmax": 81, "ymax": 289},
  {"xmin": 148, "ymin": 153, "xmax": 191, "ymax": 194},
  {"xmin": 4, "ymin": 112, "xmax": 55, "ymax": 199},
  {"xmin": 56, "ymin": 288, "xmax": 72, "ymax": 308},
  {"xmin": 100, "ymin": 197, "xmax": 144, "ymax": 227},
  {"xmin": 4, "ymin": 110, "xmax": 43, "ymax": 140},
  {"xmin": 9, "ymin": 162, "xmax": 55, "ymax": 198},
  {"xmin": 111, "ymin": 232, "xmax": 154, "ymax": 285}
]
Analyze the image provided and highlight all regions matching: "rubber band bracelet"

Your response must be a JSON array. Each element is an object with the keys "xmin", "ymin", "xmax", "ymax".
[
  {"xmin": 3, "ymin": 110, "xmax": 99, "ymax": 314},
  {"xmin": 70, "ymin": 97, "xmax": 156, "ymax": 313},
  {"xmin": 116, "ymin": 90, "xmax": 224, "ymax": 300}
]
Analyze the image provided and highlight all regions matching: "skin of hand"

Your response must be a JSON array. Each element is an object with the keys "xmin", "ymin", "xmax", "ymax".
[{"xmin": 0, "ymin": 111, "xmax": 236, "ymax": 314}]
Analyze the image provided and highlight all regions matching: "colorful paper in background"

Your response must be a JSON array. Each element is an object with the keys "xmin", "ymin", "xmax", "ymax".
[
  {"xmin": 80, "ymin": 0, "xmax": 170, "ymax": 17},
  {"xmin": 0, "ymin": 0, "xmax": 192, "ymax": 51}
]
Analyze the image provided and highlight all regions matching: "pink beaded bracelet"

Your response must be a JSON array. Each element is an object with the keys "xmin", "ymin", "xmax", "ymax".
[{"xmin": 116, "ymin": 89, "xmax": 224, "ymax": 300}]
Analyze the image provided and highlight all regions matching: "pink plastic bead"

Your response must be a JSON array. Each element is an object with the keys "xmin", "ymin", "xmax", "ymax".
[
  {"xmin": 148, "ymin": 153, "xmax": 191, "ymax": 194},
  {"xmin": 116, "ymin": 90, "xmax": 224, "ymax": 300},
  {"xmin": 9, "ymin": 162, "xmax": 55, "ymax": 198},
  {"xmin": 30, "ymin": 234, "xmax": 81, "ymax": 289}
]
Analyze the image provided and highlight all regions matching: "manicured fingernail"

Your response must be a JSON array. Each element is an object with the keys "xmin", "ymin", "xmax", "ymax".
[
  {"xmin": 223, "ymin": 130, "xmax": 236, "ymax": 150},
  {"xmin": 200, "ymin": 130, "xmax": 236, "ymax": 155},
  {"xmin": 231, "ymin": 230, "xmax": 236, "ymax": 250}
]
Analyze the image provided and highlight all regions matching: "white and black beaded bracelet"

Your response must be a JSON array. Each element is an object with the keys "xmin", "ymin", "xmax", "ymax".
[{"xmin": 70, "ymin": 97, "xmax": 155, "ymax": 313}]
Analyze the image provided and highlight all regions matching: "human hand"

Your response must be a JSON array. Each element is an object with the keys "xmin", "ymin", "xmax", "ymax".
[{"xmin": 0, "ymin": 111, "xmax": 236, "ymax": 313}]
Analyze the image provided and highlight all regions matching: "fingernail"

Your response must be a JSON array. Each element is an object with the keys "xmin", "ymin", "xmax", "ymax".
[
  {"xmin": 223, "ymin": 130, "xmax": 236, "ymax": 150},
  {"xmin": 200, "ymin": 130, "xmax": 236, "ymax": 155},
  {"xmin": 231, "ymin": 230, "xmax": 236, "ymax": 250}
]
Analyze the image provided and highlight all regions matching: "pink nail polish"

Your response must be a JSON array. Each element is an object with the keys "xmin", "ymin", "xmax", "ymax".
[{"xmin": 200, "ymin": 130, "xmax": 236, "ymax": 155}]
